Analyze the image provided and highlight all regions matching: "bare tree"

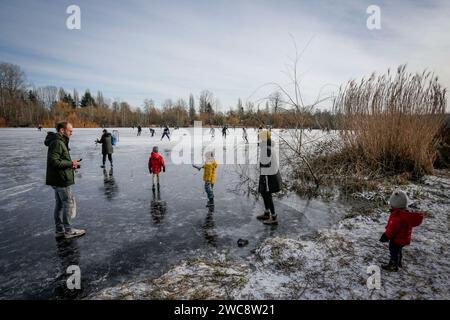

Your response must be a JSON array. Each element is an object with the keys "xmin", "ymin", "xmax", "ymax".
[
  {"xmin": 198, "ymin": 90, "xmax": 214, "ymax": 114},
  {"xmin": 269, "ymin": 91, "xmax": 283, "ymax": 113}
]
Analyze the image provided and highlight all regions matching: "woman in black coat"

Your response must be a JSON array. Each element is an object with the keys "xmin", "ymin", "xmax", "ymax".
[
  {"xmin": 257, "ymin": 130, "xmax": 282, "ymax": 225},
  {"xmin": 96, "ymin": 129, "xmax": 114, "ymax": 168}
]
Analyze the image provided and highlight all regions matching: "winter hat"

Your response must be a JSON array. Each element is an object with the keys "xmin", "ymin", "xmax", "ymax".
[
  {"xmin": 205, "ymin": 151, "xmax": 215, "ymax": 162},
  {"xmin": 152, "ymin": 146, "xmax": 159, "ymax": 153},
  {"xmin": 389, "ymin": 190, "xmax": 409, "ymax": 209}
]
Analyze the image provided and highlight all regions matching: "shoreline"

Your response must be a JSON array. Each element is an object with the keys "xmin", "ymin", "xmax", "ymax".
[{"xmin": 90, "ymin": 171, "xmax": 450, "ymax": 300}]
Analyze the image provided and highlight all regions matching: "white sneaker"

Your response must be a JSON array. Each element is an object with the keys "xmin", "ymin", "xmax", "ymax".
[{"xmin": 64, "ymin": 228, "xmax": 86, "ymax": 239}]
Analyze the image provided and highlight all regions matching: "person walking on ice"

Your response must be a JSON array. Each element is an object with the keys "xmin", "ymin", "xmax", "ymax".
[
  {"xmin": 45, "ymin": 121, "xmax": 85, "ymax": 239},
  {"xmin": 148, "ymin": 146, "xmax": 166, "ymax": 191},
  {"xmin": 379, "ymin": 190, "xmax": 425, "ymax": 272},
  {"xmin": 222, "ymin": 125, "xmax": 229, "ymax": 138},
  {"xmin": 209, "ymin": 125, "xmax": 215, "ymax": 139},
  {"xmin": 96, "ymin": 129, "xmax": 114, "ymax": 168},
  {"xmin": 193, "ymin": 151, "xmax": 218, "ymax": 208},
  {"xmin": 161, "ymin": 125, "xmax": 171, "ymax": 141},
  {"xmin": 242, "ymin": 127, "xmax": 249, "ymax": 144},
  {"xmin": 257, "ymin": 129, "xmax": 282, "ymax": 225}
]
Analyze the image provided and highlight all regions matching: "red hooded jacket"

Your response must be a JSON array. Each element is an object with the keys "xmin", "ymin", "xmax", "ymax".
[
  {"xmin": 148, "ymin": 152, "xmax": 165, "ymax": 174},
  {"xmin": 385, "ymin": 208, "xmax": 424, "ymax": 246}
]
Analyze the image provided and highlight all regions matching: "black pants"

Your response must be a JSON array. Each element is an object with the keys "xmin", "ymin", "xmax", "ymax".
[
  {"xmin": 102, "ymin": 153, "xmax": 113, "ymax": 165},
  {"xmin": 389, "ymin": 241, "xmax": 403, "ymax": 265},
  {"xmin": 161, "ymin": 133, "xmax": 170, "ymax": 140},
  {"xmin": 261, "ymin": 192, "xmax": 275, "ymax": 216}
]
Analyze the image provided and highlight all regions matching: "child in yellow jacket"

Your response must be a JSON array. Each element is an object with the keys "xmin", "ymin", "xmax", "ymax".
[{"xmin": 193, "ymin": 151, "xmax": 218, "ymax": 208}]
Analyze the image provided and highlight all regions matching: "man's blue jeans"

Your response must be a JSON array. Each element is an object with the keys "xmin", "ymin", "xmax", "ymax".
[
  {"xmin": 204, "ymin": 183, "xmax": 214, "ymax": 202},
  {"xmin": 52, "ymin": 186, "xmax": 73, "ymax": 232}
]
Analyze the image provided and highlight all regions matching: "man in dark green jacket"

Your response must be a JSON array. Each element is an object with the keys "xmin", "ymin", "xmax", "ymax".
[{"xmin": 45, "ymin": 121, "xmax": 85, "ymax": 239}]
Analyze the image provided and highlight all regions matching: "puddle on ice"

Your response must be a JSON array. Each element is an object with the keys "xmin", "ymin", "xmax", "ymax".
[{"xmin": 0, "ymin": 128, "xmax": 348, "ymax": 299}]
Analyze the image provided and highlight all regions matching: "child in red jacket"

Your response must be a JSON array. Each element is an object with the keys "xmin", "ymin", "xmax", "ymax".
[
  {"xmin": 380, "ymin": 190, "xmax": 424, "ymax": 272},
  {"xmin": 148, "ymin": 146, "xmax": 166, "ymax": 191}
]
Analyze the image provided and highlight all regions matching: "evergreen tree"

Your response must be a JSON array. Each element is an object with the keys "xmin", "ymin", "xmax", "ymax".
[{"xmin": 80, "ymin": 90, "xmax": 96, "ymax": 108}]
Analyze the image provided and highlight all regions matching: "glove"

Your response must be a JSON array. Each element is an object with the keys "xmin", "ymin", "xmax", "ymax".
[
  {"xmin": 379, "ymin": 233, "xmax": 389, "ymax": 243},
  {"xmin": 149, "ymin": 169, "xmax": 152, "ymax": 174},
  {"xmin": 163, "ymin": 167, "xmax": 166, "ymax": 172}
]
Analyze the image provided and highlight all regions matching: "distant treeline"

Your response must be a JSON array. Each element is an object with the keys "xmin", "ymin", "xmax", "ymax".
[{"xmin": 0, "ymin": 62, "xmax": 335, "ymax": 129}]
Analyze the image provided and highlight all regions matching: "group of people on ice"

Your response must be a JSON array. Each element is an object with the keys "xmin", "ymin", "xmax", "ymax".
[
  {"xmin": 44, "ymin": 121, "xmax": 426, "ymax": 273},
  {"xmin": 134, "ymin": 124, "xmax": 172, "ymax": 141}
]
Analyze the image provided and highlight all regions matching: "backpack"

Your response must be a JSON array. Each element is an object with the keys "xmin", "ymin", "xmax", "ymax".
[{"xmin": 111, "ymin": 134, "xmax": 117, "ymax": 146}]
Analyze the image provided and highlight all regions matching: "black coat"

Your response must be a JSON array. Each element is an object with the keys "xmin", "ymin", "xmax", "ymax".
[
  {"xmin": 259, "ymin": 171, "xmax": 282, "ymax": 194},
  {"xmin": 97, "ymin": 133, "xmax": 114, "ymax": 155},
  {"xmin": 258, "ymin": 140, "xmax": 282, "ymax": 194}
]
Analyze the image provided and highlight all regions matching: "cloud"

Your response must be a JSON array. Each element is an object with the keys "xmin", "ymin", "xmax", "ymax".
[{"xmin": 0, "ymin": 0, "xmax": 448, "ymax": 110}]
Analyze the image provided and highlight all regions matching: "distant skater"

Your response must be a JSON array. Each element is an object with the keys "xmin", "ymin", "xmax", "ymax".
[
  {"xmin": 379, "ymin": 190, "xmax": 425, "ymax": 272},
  {"xmin": 149, "ymin": 128, "xmax": 155, "ymax": 137},
  {"xmin": 38, "ymin": 124, "xmax": 43, "ymax": 131},
  {"xmin": 148, "ymin": 146, "xmax": 166, "ymax": 191},
  {"xmin": 242, "ymin": 127, "xmax": 249, "ymax": 144},
  {"xmin": 161, "ymin": 126, "xmax": 171, "ymax": 141},
  {"xmin": 257, "ymin": 129, "xmax": 282, "ymax": 225},
  {"xmin": 96, "ymin": 129, "xmax": 114, "ymax": 168},
  {"xmin": 193, "ymin": 151, "xmax": 218, "ymax": 208},
  {"xmin": 210, "ymin": 126, "xmax": 215, "ymax": 138},
  {"xmin": 222, "ymin": 125, "xmax": 229, "ymax": 138},
  {"xmin": 137, "ymin": 125, "xmax": 142, "ymax": 136}
]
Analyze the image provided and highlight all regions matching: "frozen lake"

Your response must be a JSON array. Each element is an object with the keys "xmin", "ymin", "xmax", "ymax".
[{"xmin": 0, "ymin": 127, "xmax": 348, "ymax": 299}]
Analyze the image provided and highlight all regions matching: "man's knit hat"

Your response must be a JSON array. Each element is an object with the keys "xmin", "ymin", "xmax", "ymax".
[
  {"xmin": 389, "ymin": 190, "xmax": 409, "ymax": 209},
  {"xmin": 152, "ymin": 146, "xmax": 159, "ymax": 153}
]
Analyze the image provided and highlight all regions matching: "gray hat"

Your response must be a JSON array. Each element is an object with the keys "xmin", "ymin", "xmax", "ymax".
[
  {"xmin": 152, "ymin": 146, "xmax": 159, "ymax": 153},
  {"xmin": 389, "ymin": 190, "xmax": 409, "ymax": 209}
]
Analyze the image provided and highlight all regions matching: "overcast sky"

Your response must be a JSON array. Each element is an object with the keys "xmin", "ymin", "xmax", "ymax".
[{"xmin": 0, "ymin": 0, "xmax": 449, "ymax": 111}]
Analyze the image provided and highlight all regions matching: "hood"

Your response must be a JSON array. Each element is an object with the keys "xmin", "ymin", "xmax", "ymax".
[
  {"xmin": 151, "ymin": 151, "xmax": 161, "ymax": 159},
  {"xmin": 44, "ymin": 132, "xmax": 68, "ymax": 147},
  {"xmin": 44, "ymin": 132, "xmax": 58, "ymax": 146}
]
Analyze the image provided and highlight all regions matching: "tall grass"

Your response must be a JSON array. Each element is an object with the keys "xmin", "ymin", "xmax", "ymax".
[{"xmin": 333, "ymin": 65, "xmax": 447, "ymax": 177}]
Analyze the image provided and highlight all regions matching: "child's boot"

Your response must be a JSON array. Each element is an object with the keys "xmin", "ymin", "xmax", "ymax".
[
  {"xmin": 256, "ymin": 210, "xmax": 270, "ymax": 220},
  {"xmin": 263, "ymin": 214, "xmax": 278, "ymax": 225},
  {"xmin": 382, "ymin": 260, "xmax": 399, "ymax": 272}
]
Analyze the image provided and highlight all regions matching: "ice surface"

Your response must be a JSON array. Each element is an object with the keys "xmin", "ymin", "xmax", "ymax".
[{"xmin": 0, "ymin": 127, "xmax": 345, "ymax": 299}]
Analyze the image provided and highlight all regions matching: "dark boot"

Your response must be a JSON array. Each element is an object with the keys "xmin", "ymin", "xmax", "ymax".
[
  {"xmin": 263, "ymin": 214, "xmax": 278, "ymax": 225},
  {"xmin": 382, "ymin": 260, "xmax": 399, "ymax": 272},
  {"xmin": 256, "ymin": 210, "xmax": 270, "ymax": 220},
  {"xmin": 206, "ymin": 199, "xmax": 214, "ymax": 207}
]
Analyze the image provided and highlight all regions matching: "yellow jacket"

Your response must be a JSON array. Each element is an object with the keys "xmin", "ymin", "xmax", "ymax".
[
  {"xmin": 258, "ymin": 130, "xmax": 271, "ymax": 143},
  {"xmin": 203, "ymin": 160, "xmax": 218, "ymax": 184}
]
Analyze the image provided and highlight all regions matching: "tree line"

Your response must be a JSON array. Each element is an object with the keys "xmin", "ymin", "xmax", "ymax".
[{"xmin": 0, "ymin": 62, "xmax": 336, "ymax": 129}]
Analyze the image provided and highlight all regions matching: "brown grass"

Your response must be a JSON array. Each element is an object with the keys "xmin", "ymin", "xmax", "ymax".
[{"xmin": 333, "ymin": 65, "xmax": 447, "ymax": 177}]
